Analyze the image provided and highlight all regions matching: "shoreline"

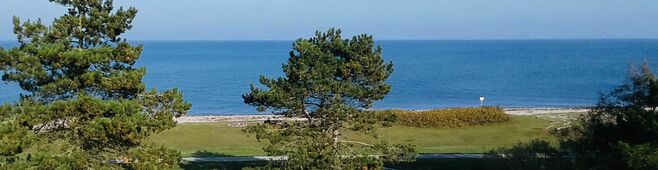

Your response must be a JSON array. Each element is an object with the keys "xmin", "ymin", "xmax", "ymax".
[{"xmin": 175, "ymin": 107, "xmax": 590, "ymax": 123}]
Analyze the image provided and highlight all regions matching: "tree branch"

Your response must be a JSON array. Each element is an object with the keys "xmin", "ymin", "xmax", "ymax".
[{"xmin": 339, "ymin": 140, "xmax": 374, "ymax": 147}]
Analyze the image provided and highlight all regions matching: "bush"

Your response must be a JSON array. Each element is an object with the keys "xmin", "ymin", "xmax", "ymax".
[
  {"xmin": 394, "ymin": 107, "xmax": 510, "ymax": 128},
  {"xmin": 485, "ymin": 140, "xmax": 575, "ymax": 170},
  {"xmin": 486, "ymin": 62, "xmax": 658, "ymax": 169},
  {"xmin": 365, "ymin": 110, "xmax": 399, "ymax": 127}
]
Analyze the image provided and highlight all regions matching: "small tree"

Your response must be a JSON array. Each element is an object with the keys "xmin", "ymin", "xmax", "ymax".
[
  {"xmin": 243, "ymin": 29, "xmax": 414, "ymax": 169},
  {"xmin": 0, "ymin": 0, "xmax": 190, "ymax": 169}
]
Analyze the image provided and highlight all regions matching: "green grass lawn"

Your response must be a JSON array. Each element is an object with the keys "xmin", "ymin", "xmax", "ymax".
[{"xmin": 149, "ymin": 115, "xmax": 554, "ymax": 157}]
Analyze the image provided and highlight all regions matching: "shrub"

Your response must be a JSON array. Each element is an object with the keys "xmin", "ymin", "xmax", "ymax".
[
  {"xmin": 485, "ymin": 140, "xmax": 575, "ymax": 170},
  {"xmin": 365, "ymin": 110, "xmax": 400, "ymax": 127},
  {"xmin": 395, "ymin": 107, "xmax": 510, "ymax": 128}
]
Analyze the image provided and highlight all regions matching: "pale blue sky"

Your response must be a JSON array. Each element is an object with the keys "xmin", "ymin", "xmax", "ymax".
[{"xmin": 1, "ymin": 0, "xmax": 657, "ymax": 40}]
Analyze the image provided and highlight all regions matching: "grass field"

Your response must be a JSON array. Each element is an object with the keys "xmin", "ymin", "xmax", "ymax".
[{"xmin": 149, "ymin": 115, "xmax": 554, "ymax": 157}]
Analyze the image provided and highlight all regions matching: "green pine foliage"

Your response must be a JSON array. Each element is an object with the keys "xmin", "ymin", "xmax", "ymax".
[
  {"xmin": 243, "ymin": 29, "xmax": 415, "ymax": 169},
  {"xmin": 0, "ymin": 0, "xmax": 191, "ymax": 169},
  {"xmin": 561, "ymin": 61, "xmax": 658, "ymax": 169},
  {"xmin": 489, "ymin": 62, "xmax": 658, "ymax": 169},
  {"xmin": 393, "ymin": 107, "xmax": 510, "ymax": 128}
]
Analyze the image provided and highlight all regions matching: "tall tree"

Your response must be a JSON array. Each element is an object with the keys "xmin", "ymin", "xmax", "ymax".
[
  {"xmin": 0, "ymin": 0, "xmax": 190, "ymax": 169},
  {"xmin": 243, "ymin": 28, "xmax": 415, "ymax": 169}
]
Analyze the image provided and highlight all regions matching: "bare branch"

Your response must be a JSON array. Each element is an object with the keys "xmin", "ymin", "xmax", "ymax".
[{"xmin": 339, "ymin": 140, "xmax": 374, "ymax": 147}]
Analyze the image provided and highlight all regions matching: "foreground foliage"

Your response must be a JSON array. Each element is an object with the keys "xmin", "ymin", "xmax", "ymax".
[
  {"xmin": 182, "ymin": 158, "xmax": 511, "ymax": 170},
  {"xmin": 0, "ymin": 0, "xmax": 190, "ymax": 169},
  {"xmin": 489, "ymin": 62, "xmax": 658, "ymax": 170},
  {"xmin": 486, "ymin": 140, "xmax": 573, "ymax": 170},
  {"xmin": 243, "ymin": 29, "xmax": 415, "ymax": 169},
  {"xmin": 564, "ymin": 62, "xmax": 658, "ymax": 169},
  {"xmin": 392, "ymin": 107, "xmax": 510, "ymax": 128}
]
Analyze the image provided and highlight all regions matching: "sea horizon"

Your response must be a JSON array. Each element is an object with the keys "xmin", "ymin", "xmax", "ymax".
[{"xmin": 2, "ymin": 39, "xmax": 658, "ymax": 115}]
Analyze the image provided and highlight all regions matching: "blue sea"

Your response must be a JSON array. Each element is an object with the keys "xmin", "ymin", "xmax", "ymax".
[{"xmin": 1, "ymin": 40, "xmax": 658, "ymax": 115}]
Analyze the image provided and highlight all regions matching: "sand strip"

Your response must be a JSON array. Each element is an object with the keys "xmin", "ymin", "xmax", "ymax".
[{"xmin": 175, "ymin": 107, "xmax": 590, "ymax": 123}]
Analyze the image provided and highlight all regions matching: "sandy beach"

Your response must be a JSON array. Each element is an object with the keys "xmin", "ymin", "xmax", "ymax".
[{"xmin": 175, "ymin": 107, "xmax": 590, "ymax": 123}]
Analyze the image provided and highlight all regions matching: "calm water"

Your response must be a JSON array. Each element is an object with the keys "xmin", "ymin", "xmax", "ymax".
[{"xmin": 1, "ymin": 40, "xmax": 658, "ymax": 114}]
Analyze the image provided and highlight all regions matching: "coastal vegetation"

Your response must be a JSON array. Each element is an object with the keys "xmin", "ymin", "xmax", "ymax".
[
  {"xmin": 489, "ymin": 62, "xmax": 658, "ymax": 169},
  {"xmin": 0, "ymin": 1, "xmax": 655, "ymax": 170},
  {"xmin": 0, "ymin": 0, "xmax": 190, "ymax": 169},
  {"xmin": 241, "ymin": 29, "xmax": 415, "ymax": 169},
  {"xmin": 389, "ymin": 107, "xmax": 510, "ymax": 128}
]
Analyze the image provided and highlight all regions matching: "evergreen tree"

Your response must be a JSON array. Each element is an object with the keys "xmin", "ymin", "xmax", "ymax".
[
  {"xmin": 0, "ymin": 0, "xmax": 190, "ymax": 169},
  {"xmin": 562, "ymin": 61, "xmax": 658, "ymax": 169},
  {"xmin": 243, "ymin": 28, "xmax": 415, "ymax": 169},
  {"xmin": 488, "ymin": 62, "xmax": 658, "ymax": 169}
]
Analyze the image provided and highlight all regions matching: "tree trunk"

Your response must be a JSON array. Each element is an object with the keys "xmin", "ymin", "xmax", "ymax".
[{"xmin": 332, "ymin": 128, "xmax": 340, "ymax": 170}]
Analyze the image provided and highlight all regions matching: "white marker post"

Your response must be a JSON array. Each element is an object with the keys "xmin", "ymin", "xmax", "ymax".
[{"xmin": 479, "ymin": 96, "xmax": 485, "ymax": 107}]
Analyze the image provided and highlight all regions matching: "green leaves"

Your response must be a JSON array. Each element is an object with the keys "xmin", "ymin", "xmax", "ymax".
[
  {"xmin": 245, "ymin": 28, "xmax": 394, "ymax": 117},
  {"xmin": 0, "ymin": 0, "xmax": 190, "ymax": 168},
  {"xmin": 0, "ymin": 114, "xmax": 35, "ymax": 157},
  {"xmin": 1, "ymin": 42, "xmax": 146, "ymax": 101},
  {"xmin": 564, "ymin": 62, "xmax": 658, "ymax": 169},
  {"xmin": 123, "ymin": 144, "xmax": 182, "ymax": 169},
  {"xmin": 489, "ymin": 62, "xmax": 658, "ymax": 169},
  {"xmin": 244, "ymin": 28, "xmax": 412, "ymax": 169}
]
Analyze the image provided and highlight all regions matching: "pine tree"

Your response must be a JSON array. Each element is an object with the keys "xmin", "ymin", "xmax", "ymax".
[
  {"xmin": 243, "ymin": 28, "xmax": 415, "ymax": 169},
  {"xmin": 487, "ymin": 62, "xmax": 658, "ymax": 169},
  {"xmin": 564, "ymin": 61, "xmax": 658, "ymax": 169},
  {"xmin": 0, "ymin": 0, "xmax": 191, "ymax": 169}
]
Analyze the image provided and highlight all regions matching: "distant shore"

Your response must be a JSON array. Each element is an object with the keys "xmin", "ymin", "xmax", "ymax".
[{"xmin": 175, "ymin": 107, "xmax": 590, "ymax": 123}]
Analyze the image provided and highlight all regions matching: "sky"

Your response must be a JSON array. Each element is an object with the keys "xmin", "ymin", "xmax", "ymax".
[{"xmin": 1, "ymin": 0, "xmax": 658, "ymax": 40}]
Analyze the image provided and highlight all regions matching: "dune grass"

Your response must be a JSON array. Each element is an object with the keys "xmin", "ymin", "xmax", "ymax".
[{"xmin": 149, "ymin": 115, "xmax": 554, "ymax": 157}]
